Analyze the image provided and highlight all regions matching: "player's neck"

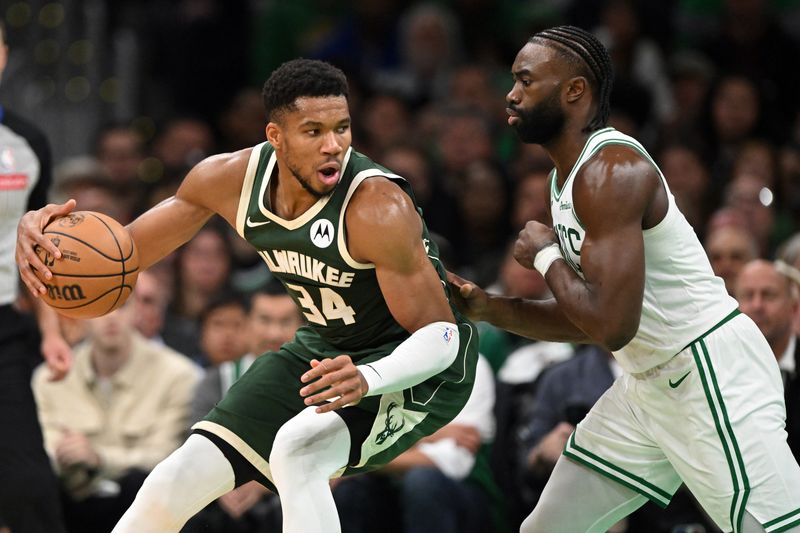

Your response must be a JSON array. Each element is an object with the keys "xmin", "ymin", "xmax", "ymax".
[
  {"xmin": 544, "ymin": 128, "xmax": 591, "ymax": 184},
  {"xmin": 273, "ymin": 179, "xmax": 319, "ymax": 219},
  {"xmin": 271, "ymin": 167, "xmax": 320, "ymax": 220}
]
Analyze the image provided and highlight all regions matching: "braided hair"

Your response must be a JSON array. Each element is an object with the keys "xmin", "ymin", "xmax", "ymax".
[{"xmin": 529, "ymin": 26, "xmax": 614, "ymax": 132}]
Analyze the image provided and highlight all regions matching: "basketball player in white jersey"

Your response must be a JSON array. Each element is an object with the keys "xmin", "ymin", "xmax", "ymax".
[{"xmin": 450, "ymin": 26, "xmax": 800, "ymax": 533}]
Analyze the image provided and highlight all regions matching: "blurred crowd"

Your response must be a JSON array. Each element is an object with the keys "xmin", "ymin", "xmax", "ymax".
[{"xmin": 5, "ymin": 0, "xmax": 800, "ymax": 532}]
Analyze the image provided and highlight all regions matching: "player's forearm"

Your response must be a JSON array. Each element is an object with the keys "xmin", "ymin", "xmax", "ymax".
[
  {"xmin": 482, "ymin": 293, "xmax": 588, "ymax": 343},
  {"xmin": 544, "ymin": 262, "xmax": 640, "ymax": 351},
  {"xmin": 126, "ymin": 196, "xmax": 213, "ymax": 270},
  {"xmin": 358, "ymin": 321, "xmax": 459, "ymax": 396}
]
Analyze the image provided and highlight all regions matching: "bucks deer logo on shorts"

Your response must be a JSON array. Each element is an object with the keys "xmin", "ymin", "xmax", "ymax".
[{"xmin": 375, "ymin": 402, "xmax": 405, "ymax": 445}]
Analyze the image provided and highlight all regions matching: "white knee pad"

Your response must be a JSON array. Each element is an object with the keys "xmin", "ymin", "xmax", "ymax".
[{"xmin": 269, "ymin": 406, "xmax": 350, "ymax": 486}]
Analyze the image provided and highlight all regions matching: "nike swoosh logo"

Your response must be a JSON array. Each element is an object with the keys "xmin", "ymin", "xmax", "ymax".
[
  {"xmin": 246, "ymin": 216, "xmax": 270, "ymax": 228},
  {"xmin": 669, "ymin": 371, "xmax": 691, "ymax": 389}
]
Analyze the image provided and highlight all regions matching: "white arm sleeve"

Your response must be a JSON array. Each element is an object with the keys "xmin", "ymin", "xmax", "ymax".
[{"xmin": 357, "ymin": 321, "xmax": 459, "ymax": 397}]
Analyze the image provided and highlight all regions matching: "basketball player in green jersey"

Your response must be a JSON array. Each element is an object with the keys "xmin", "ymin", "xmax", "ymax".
[
  {"xmin": 16, "ymin": 59, "xmax": 478, "ymax": 533},
  {"xmin": 450, "ymin": 26, "xmax": 800, "ymax": 533}
]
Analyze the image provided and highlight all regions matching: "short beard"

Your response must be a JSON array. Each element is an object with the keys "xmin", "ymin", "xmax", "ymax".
[
  {"xmin": 512, "ymin": 87, "xmax": 565, "ymax": 145},
  {"xmin": 288, "ymin": 163, "xmax": 325, "ymax": 199}
]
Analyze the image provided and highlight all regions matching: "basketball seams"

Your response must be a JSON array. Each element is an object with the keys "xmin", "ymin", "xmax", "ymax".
[
  {"xmin": 47, "ymin": 267, "xmax": 140, "ymax": 279},
  {"xmin": 44, "ymin": 231, "xmax": 130, "ymax": 263},
  {"xmin": 87, "ymin": 212, "xmax": 129, "ymax": 314},
  {"xmin": 41, "ymin": 211, "xmax": 139, "ymax": 319}
]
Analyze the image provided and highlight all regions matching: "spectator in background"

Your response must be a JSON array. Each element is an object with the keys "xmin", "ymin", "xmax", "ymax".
[
  {"xmin": 657, "ymin": 142, "xmax": 711, "ymax": 231},
  {"xmin": 735, "ymin": 259, "xmax": 800, "ymax": 460},
  {"xmin": 51, "ymin": 157, "xmax": 133, "ymax": 224},
  {"xmin": 434, "ymin": 106, "xmax": 494, "ymax": 196},
  {"xmin": 151, "ymin": 117, "xmax": 216, "ymax": 175},
  {"xmin": 703, "ymin": 74, "xmax": 766, "ymax": 200},
  {"xmin": 701, "ymin": 0, "xmax": 800, "ymax": 139},
  {"xmin": 190, "ymin": 283, "xmax": 302, "ymax": 424},
  {"xmin": 660, "ymin": 51, "xmax": 714, "ymax": 143},
  {"xmin": 132, "ymin": 270, "xmax": 170, "ymax": 344},
  {"xmin": 704, "ymin": 221, "xmax": 760, "ymax": 295},
  {"xmin": 93, "ymin": 122, "xmax": 147, "ymax": 191},
  {"xmin": 381, "ymin": 141, "xmax": 457, "ymax": 241},
  {"xmin": 334, "ymin": 355, "xmax": 500, "ymax": 533},
  {"xmin": 595, "ymin": 0, "xmax": 675, "ymax": 131},
  {"xmin": 197, "ymin": 291, "xmax": 248, "ymax": 369},
  {"xmin": 778, "ymin": 138, "xmax": 800, "ymax": 228},
  {"xmin": 732, "ymin": 138, "xmax": 778, "ymax": 188},
  {"xmin": 217, "ymin": 88, "xmax": 268, "ymax": 153},
  {"xmin": 722, "ymin": 171, "xmax": 778, "ymax": 256},
  {"xmin": 778, "ymin": 233, "xmax": 800, "ymax": 334},
  {"xmin": 32, "ymin": 300, "xmax": 199, "ymax": 533},
  {"xmin": 359, "ymin": 93, "xmax": 411, "ymax": 159},
  {"xmin": 163, "ymin": 223, "xmax": 233, "ymax": 361},
  {"xmin": 372, "ymin": 2, "xmax": 463, "ymax": 107},
  {"xmin": 184, "ymin": 282, "xmax": 303, "ymax": 533},
  {"xmin": 510, "ymin": 169, "xmax": 550, "ymax": 232},
  {"xmin": 452, "ymin": 159, "xmax": 512, "ymax": 284}
]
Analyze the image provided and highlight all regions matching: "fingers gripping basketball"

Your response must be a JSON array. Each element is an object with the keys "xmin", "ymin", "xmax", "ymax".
[{"xmin": 35, "ymin": 211, "xmax": 139, "ymax": 319}]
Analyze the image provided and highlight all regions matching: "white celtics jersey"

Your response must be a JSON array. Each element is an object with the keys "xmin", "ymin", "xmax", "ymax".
[{"xmin": 549, "ymin": 127, "xmax": 738, "ymax": 373}]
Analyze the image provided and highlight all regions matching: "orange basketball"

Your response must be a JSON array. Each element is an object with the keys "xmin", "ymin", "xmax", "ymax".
[{"xmin": 35, "ymin": 211, "xmax": 139, "ymax": 319}]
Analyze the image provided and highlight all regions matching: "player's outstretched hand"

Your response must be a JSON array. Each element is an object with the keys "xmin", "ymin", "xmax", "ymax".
[
  {"xmin": 446, "ymin": 271, "xmax": 488, "ymax": 322},
  {"xmin": 300, "ymin": 355, "xmax": 368, "ymax": 413},
  {"xmin": 514, "ymin": 220, "xmax": 558, "ymax": 270},
  {"xmin": 15, "ymin": 199, "xmax": 77, "ymax": 297}
]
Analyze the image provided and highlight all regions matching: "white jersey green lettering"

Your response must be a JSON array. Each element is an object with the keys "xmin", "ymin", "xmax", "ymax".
[{"xmin": 549, "ymin": 128, "xmax": 738, "ymax": 373}]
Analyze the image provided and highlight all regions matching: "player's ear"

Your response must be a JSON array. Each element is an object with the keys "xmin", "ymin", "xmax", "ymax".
[
  {"xmin": 565, "ymin": 76, "xmax": 587, "ymax": 103},
  {"xmin": 266, "ymin": 122, "xmax": 281, "ymax": 148}
]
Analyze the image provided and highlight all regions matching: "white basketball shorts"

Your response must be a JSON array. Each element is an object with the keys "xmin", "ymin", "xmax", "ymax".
[{"xmin": 565, "ymin": 311, "xmax": 800, "ymax": 533}]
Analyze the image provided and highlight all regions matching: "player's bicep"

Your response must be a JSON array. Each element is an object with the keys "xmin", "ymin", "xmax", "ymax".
[
  {"xmin": 572, "ymin": 149, "xmax": 656, "ymax": 339},
  {"xmin": 346, "ymin": 179, "xmax": 454, "ymax": 333},
  {"xmin": 374, "ymin": 241, "xmax": 455, "ymax": 333}
]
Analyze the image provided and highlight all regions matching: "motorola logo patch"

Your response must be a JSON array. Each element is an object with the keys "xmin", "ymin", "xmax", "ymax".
[{"xmin": 310, "ymin": 219, "xmax": 334, "ymax": 248}]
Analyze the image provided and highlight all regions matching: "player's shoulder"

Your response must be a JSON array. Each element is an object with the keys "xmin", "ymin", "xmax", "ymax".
[
  {"xmin": 578, "ymin": 142, "xmax": 660, "ymax": 190},
  {"xmin": 192, "ymin": 147, "xmax": 253, "ymax": 177},
  {"xmin": 181, "ymin": 147, "xmax": 253, "ymax": 197},
  {"xmin": 348, "ymin": 176, "xmax": 415, "ymax": 225}
]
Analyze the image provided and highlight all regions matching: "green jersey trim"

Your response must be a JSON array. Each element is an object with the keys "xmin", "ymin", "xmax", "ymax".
[
  {"xmin": 192, "ymin": 420, "xmax": 274, "ymax": 484},
  {"xmin": 551, "ymin": 127, "xmax": 613, "ymax": 202},
  {"xmin": 563, "ymin": 432, "xmax": 672, "ymax": 508},
  {"xmin": 336, "ymin": 168, "xmax": 404, "ymax": 270},
  {"xmin": 691, "ymin": 339, "xmax": 750, "ymax": 533},
  {"xmin": 236, "ymin": 142, "xmax": 268, "ymax": 237},
  {"xmin": 765, "ymin": 507, "xmax": 800, "ymax": 533},
  {"xmin": 254, "ymin": 147, "xmax": 353, "ymax": 231}
]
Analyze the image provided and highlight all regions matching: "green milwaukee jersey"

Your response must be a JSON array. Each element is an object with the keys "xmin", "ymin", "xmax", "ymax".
[{"xmin": 235, "ymin": 142, "xmax": 459, "ymax": 360}]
